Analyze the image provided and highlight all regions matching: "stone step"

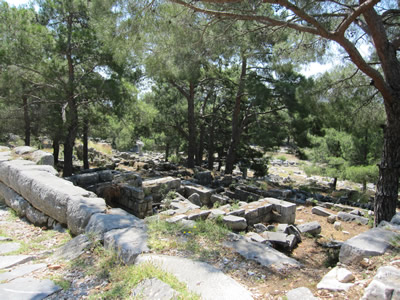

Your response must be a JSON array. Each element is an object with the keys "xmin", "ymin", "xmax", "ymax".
[
  {"xmin": 0, "ymin": 255, "xmax": 34, "ymax": 270},
  {"xmin": 135, "ymin": 254, "xmax": 253, "ymax": 300},
  {"xmin": 0, "ymin": 263, "xmax": 46, "ymax": 282},
  {"xmin": 0, "ymin": 242, "xmax": 21, "ymax": 255},
  {"xmin": 0, "ymin": 277, "xmax": 61, "ymax": 300}
]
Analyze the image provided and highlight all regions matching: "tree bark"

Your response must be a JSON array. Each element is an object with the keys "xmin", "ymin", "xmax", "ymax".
[
  {"xmin": 23, "ymin": 96, "xmax": 30, "ymax": 146},
  {"xmin": 53, "ymin": 137, "xmax": 60, "ymax": 166},
  {"xmin": 165, "ymin": 142, "xmax": 170, "ymax": 162},
  {"xmin": 187, "ymin": 82, "xmax": 197, "ymax": 168},
  {"xmin": 63, "ymin": 13, "xmax": 77, "ymax": 177},
  {"xmin": 225, "ymin": 56, "xmax": 247, "ymax": 174},
  {"xmin": 83, "ymin": 117, "xmax": 89, "ymax": 170},
  {"xmin": 197, "ymin": 123, "xmax": 205, "ymax": 165},
  {"xmin": 207, "ymin": 120, "xmax": 215, "ymax": 170},
  {"xmin": 374, "ymin": 100, "xmax": 400, "ymax": 225}
]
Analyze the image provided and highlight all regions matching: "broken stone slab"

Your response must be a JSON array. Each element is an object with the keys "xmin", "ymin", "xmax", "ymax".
[
  {"xmin": 246, "ymin": 232, "xmax": 267, "ymax": 244},
  {"xmin": 0, "ymin": 182, "xmax": 29, "ymax": 217},
  {"xmin": 337, "ymin": 211, "xmax": 369, "ymax": 225},
  {"xmin": 286, "ymin": 287, "xmax": 318, "ymax": 300},
  {"xmin": 254, "ymin": 223, "xmax": 267, "ymax": 233},
  {"xmin": 75, "ymin": 173, "xmax": 99, "ymax": 187},
  {"xmin": 208, "ymin": 209, "xmax": 226, "ymax": 219},
  {"xmin": 297, "ymin": 221, "xmax": 321, "ymax": 236},
  {"xmin": 0, "ymin": 263, "xmax": 46, "ymax": 282},
  {"xmin": 131, "ymin": 277, "xmax": 179, "ymax": 300},
  {"xmin": 327, "ymin": 214, "xmax": 337, "ymax": 224},
  {"xmin": 339, "ymin": 227, "xmax": 399, "ymax": 265},
  {"xmin": 0, "ymin": 255, "xmax": 34, "ymax": 269},
  {"xmin": 227, "ymin": 208, "xmax": 245, "ymax": 217},
  {"xmin": 184, "ymin": 184, "xmax": 213, "ymax": 206},
  {"xmin": 166, "ymin": 215, "xmax": 188, "ymax": 224},
  {"xmin": 210, "ymin": 194, "xmax": 229, "ymax": 205},
  {"xmin": 391, "ymin": 212, "xmax": 400, "ymax": 225},
  {"xmin": 261, "ymin": 198, "xmax": 296, "ymax": 224},
  {"xmin": 142, "ymin": 177, "xmax": 181, "ymax": 191},
  {"xmin": 0, "ymin": 277, "xmax": 61, "ymax": 300},
  {"xmin": 261, "ymin": 231, "xmax": 289, "ymax": 247},
  {"xmin": 53, "ymin": 234, "xmax": 92, "ymax": 261},
  {"xmin": 104, "ymin": 227, "xmax": 149, "ymax": 265},
  {"xmin": 223, "ymin": 215, "xmax": 247, "ymax": 231},
  {"xmin": 194, "ymin": 171, "xmax": 213, "ymax": 186},
  {"xmin": 187, "ymin": 210, "xmax": 211, "ymax": 221},
  {"xmin": 25, "ymin": 205, "xmax": 48, "ymax": 227},
  {"xmin": 85, "ymin": 212, "xmax": 145, "ymax": 240},
  {"xmin": 14, "ymin": 146, "xmax": 36, "ymax": 155},
  {"xmin": 31, "ymin": 150, "xmax": 54, "ymax": 166},
  {"xmin": 187, "ymin": 193, "xmax": 201, "ymax": 207},
  {"xmin": 0, "ymin": 242, "xmax": 21, "ymax": 255},
  {"xmin": 9, "ymin": 167, "xmax": 94, "ymax": 225},
  {"xmin": 67, "ymin": 196, "xmax": 107, "ymax": 236},
  {"xmin": 312, "ymin": 206, "xmax": 333, "ymax": 217},
  {"xmin": 224, "ymin": 234, "xmax": 301, "ymax": 271},
  {"xmin": 317, "ymin": 267, "xmax": 355, "ymax": 291},
  {"xmin": 361, "ymin": 266, "xmax": 400, "ymax": 300},
  {"xmin": 0, "ymin": 236, "xmax": 12, "ymax": 242},
  {"xmin": 135, "ymin": 254, "xmax": 253, "ymax": 300}
]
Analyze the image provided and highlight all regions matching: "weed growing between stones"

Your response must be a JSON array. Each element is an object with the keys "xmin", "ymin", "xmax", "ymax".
[
  {"xmin": 323, "ymin": 248, "xmax": 340, "ymax": 268},
  {"xmin": 146, "ymin": 218, "xmax": 230, "ymax": 261},
  {"xmin": 87, "ymin": 261, "xmax": 200, "ymax": 299},
  {"xmin": 51, "ymin": 275, "xmax": 71, "ymax": 290},
  {"xmin": 6, "ymin": 208, "xmax": 18, "ymax": 221}
]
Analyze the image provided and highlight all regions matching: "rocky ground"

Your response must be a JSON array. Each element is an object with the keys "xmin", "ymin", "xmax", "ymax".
[
  {"xmin": 0, "ymin": 146, "xmax": 399, "ymax": 300},
  {"xmin": 0, "ymin": 199, "xmax": 399, "ymax": 299}
]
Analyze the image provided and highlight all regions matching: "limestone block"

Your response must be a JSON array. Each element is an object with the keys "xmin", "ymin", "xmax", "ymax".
[
  {"xmin": 210, "ymin": 194, "xmax": 229, "ymax": 205},
  {"xmin": 104, "ymin": 227, "xmax": 149, "ymax": 265},
  {"xmin": 85, "ymin": 212, "xmax": 145, "ymax": 240},
  {"xmin": 338, "ymin": 211, "xmax": 369, "ymax": 225},
  {"xmin": 223, "ymin": 215, "xmax": 247, "ymax": 231},
  {"xmin": 67, "ymin": 197, "xmax": 107, "ymax": 236},
  {"xmin": 361, "ymin": 266, "xmax": 400, "ymax": 300},
  {"xmin": 31, "ymin": 150, "xmax": 54, "ymax": 166},
  {"xmin": 25, "ymin": 204, "xmax": 48, "ymax": 226},
  {"xmin": 76, "ymin": 173, "xmax": 99, "ymax": 187},
  {"xmin": 262, "ymin": 198, "xmax": 296, "ymax": 224},
  {"xmin": 188, "ymin": 193, "xmax": 202, "ymax": 206},
  {"xmin": 297, "ymin": 221, "xmax": 321, "ymax": 236},
  {"xmin": 14, "ymin": 146, "xmax": 35, "ymax": 155},
  {"xmin": 184, "ymin": 184, "xmax": 213, "ymax": 205},
  {"xmin": 287, "ymin": 287, "xmax": 318, "ymax": 300},
  {"xmin": 312, "ymin": 206, "xmax": 333, "ymax": 217},
  {"xmin": 187, "ymin": 210, "xmax": 211, "ymax": 221},
  {"xmin": 98, "ymin": 170, "xmax": 113, "ymax": 182},
  {"xmin": 339, "ymin": 228, "xmax": 398, "ymax": 264},
  {"xmin": 0, "ymin": 182, "xmax": 29, "ymax": 216}
]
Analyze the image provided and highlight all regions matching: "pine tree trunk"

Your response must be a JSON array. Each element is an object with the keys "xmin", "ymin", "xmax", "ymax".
[
  {"xmin": 197, "ymin": 123, "xmax": 205, "ymax": 165},
  {"xmin": 332, "ymin": 177, "xmax": 337, "ymax": 191},
  {"xmin": 187, "ymin": 82, "xmax": 196, "ymax": 168},
  {"xmin": 225, "ymin": 56, "xmax": 247, "ymax": 174},
  {"xmin": 23, "ymin": 96, "xmax": 30, "ymax": 146},
  {"xmin": 207, "ymin": 121, "xmax": 215, "ymax": 170},
  {"xmin": 63, "ymin": 102, "xmax": 78, "ymax": 177},
  {"xmin": 374, "ymin": 102, "xmax": 400, "ymax": 225},
  {"xmin": 83, "ymin": 117, "xmax": 89, "ymax": 170},
  {"xmin": 165, "ymin": 142, "xmax": 170, "ymax": 162},
  {"xmin": 62, "ymin": 13, "xmax": 76, "ymax": 177},
  {"xmin": 53, "ymin": 138, "xmax": 60, "ymax": 166}
]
